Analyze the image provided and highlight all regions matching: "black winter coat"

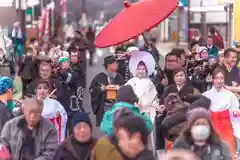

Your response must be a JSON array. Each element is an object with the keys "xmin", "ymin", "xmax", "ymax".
[
  {"xmin": 54, "ymin": 136, "xmax": 96, "ymax": 160},
  {"xmin": 0, "ymin": 101, "xmax": 13, "ymax": 131}
]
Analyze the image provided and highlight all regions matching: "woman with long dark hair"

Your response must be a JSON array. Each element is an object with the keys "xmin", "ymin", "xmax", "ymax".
[{"xmin": 202, "ymin": 68, "xmax": 240, "ymax": 158}]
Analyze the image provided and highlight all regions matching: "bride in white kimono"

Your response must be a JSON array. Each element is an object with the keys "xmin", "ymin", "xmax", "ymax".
[
  {"xmin": 125, "ymin": 60, "xmax": 159, "ymax": 151},
  {"xmin": 126, "ymin": 60, "xmax": 158, "ymax": 122},
  {"xmin": 36, "ymin": 81, "xmax": 68, "ymax": 143}
]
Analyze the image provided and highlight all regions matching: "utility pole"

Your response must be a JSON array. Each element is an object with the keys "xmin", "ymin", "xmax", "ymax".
[
  {"xmin": 40, "ymin": 0, "xmax": 43, "ymax": 16},
  {"xmin": 200, "ymin": 0, "xmax": 207, "ymax": 41},
  {"xmin": 228, "ymin": 4, "xmax": 233, "ymax": 47},
  {"xmin": 17, "ymin": 0, "xmax": 26, "ymax": 34},
  {"xmin": 81, "ymin": 0, "xmax": 87, "ymax": 28},
  {"xmin": 82, "ymin": 0, "xmax": 86, "ymax": 14},
  {"xmin": 176, "ymin": 6, "xmax": 181, "ymax": 47},
  {"xmin": 225, "ymin": 5, "xmax": 228, "ymax": 46}
]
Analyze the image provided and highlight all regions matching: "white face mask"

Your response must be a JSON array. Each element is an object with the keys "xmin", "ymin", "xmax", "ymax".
[
  {"xmin": 64, "ymin": 43, "xmax": 70, "ymax": 49},
  {"xmin": 191, "ymin": 125, "xmax": 210, "ymax": 142},
  {"xmin": 39, "ymin": 51, "xmax": 46, "ymax": 56},
  {"xmin": 26, "ymin": 52, "xmax": 33, "ymax": 56}
]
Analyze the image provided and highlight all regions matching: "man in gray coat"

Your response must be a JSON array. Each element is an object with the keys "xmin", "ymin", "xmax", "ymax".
[{"xmin": 0, "ymin": 98, "xmax": 58, "ymax": 160}]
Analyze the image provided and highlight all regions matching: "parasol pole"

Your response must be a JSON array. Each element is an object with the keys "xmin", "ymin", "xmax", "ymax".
[
  {"xmin": 141, "ymin": 33, "xmax": 150, "ymax": 47},
  {"xmin": 142, "ymin": 33, "xmax": 160, "ymax": 69}
]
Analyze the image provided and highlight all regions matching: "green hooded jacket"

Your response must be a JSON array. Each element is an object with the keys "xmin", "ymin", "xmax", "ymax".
[{"xmin": 100, "ymin": 102, "xmax": 153, "ymax": 136}]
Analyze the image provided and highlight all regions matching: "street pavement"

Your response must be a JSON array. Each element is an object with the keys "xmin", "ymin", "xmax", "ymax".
[{"xmin": 83, "ymin": 48, "xmax": 107, "ymax": 137}]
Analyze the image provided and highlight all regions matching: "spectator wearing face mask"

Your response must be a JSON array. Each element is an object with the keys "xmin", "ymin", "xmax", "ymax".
[{"xmin": 173, "ymin": 108, "xmax": 231, "ymax": 160}]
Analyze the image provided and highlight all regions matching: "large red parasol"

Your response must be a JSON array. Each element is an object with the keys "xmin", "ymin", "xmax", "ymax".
[{"xmin": 95, "ymin": 0, "xmax": 178, "ymax": 48}]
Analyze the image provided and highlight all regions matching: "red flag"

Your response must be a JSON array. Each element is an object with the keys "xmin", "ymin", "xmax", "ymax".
[{"xmin": 49, "ymin": 116, "xmax": 62, "ymax": 143}]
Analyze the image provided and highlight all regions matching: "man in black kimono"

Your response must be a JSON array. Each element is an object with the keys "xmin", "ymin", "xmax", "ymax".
[
  {"xmin": 55, "ymin": 56, "xmax": 85, "ymax": 135},
  {"xmin": 69, "ymin": 48, "xmax": 86, "ymax": 87},
  {"xmin": 89, "ymin": 55, "xmax": 124, "ymax": 126}
]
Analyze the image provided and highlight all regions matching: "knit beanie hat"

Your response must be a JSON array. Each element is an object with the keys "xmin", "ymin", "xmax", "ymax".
[
  {"xmin": 71, "ymin": 112, "xmax": 92, "ymax": 129},
  {"xmin": 58, "ymin": 56, "xmax": 69, "ymax": 65},
  {"xmin": 187, "ymin": 108, "xmax": 211, "ymax": 123},
  {"xmin": 116, "ymin": 85, "xmax": 138, "ymax": 104},
  {"xmin": 189, "ymin": 96, "xmax": 211, "ymax": 110},
  {"xmin": 0, "ymin": 76, "xmax": 13, "ymax": 95}
]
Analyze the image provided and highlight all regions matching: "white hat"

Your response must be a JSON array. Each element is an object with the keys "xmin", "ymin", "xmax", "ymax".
[
  {"xmin": 61, "ymin": 51, "xmax": 69, "ymax": 57},
  {"xmin": 127, "ymin": 46, "xmax": 139, "ymax": 53},
  {"xmin": 39, "ymin": 51, "xmax": 46, "ymax": 56},
  {"xmin": 218, "ymin": 49, "xmax": 224, "ymax": 56},
  {"xmin": 13, "ymin": 21, "xmax": 20, "ymax": 27}
]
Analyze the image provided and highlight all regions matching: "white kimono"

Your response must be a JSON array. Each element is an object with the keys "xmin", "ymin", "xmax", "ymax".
[
  {"xmin": 41, "ymin": 98, "xmax": 68, "ymax": 143},
  {"xmin": 126, "ymin": 77, "xmax": 158, "ymax": 151},
  {"xmin": 126, "ymin": 77, "xmax": 158, "ymax": 122},
  {"xmin": 203, "ymin": 87, "xmax": 240, "ymax": 139}
]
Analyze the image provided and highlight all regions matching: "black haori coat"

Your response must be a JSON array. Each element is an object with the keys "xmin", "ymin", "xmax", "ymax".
[
  {"xmin": 89, "ymin": 72, "xmax": 124, "ymax": 126},
  {"xmin": 160, "ymin": 83, "xmax": 200, "ymax": 104},
  {"xmin": 54, "ymin": 69, "xmax": 86, "ymax": 115}
]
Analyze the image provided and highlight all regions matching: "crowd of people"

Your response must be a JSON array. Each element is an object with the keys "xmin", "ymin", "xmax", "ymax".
[{"xmin": 0, "ymin": 22, "xmax": 239, "ymax": 160}]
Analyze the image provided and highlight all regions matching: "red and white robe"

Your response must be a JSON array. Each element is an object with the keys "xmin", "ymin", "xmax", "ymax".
[
  {"xmin": 203, "ymin": 87, "xmax": 240, "ymax": 158},
  {"xmin": 41, "ymin": 98, "xmax": 68, "ymax": 143}
]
